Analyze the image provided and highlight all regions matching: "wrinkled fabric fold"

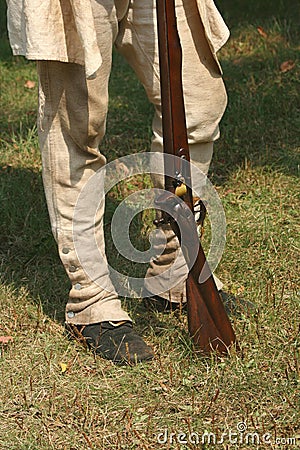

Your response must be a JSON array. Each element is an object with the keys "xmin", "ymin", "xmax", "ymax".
[
  {"xmin": 7, "ymin": 0, "xmax": 102, "ymax": 78},
  {"xmin": 7, "ymin": 0, "xmax": 229, "ymax": 78}
]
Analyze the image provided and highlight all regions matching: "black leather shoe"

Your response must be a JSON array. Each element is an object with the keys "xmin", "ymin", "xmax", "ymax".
[
  {"xmin": 219, "ymin": 290, "xmax": 255, "ymax": 316},
  {"xmin": 66, "ymin": 321, "xmax": 154, "ymax": 365},
  {"xmin": 144, "ymin": 291, "xmax": 255, "ymax": 317},
  {"xmin": 144, "ymin": 295, "xmax": 186, "ymax": 313}
]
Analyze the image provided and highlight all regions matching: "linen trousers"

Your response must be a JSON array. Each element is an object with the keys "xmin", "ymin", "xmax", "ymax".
[{"xmin": 37, "ymin": 0, "xmax": 227, "ymax": 324}]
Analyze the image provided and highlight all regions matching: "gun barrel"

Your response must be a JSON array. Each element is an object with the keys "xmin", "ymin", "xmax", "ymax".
[{"xmin": 156, "ymin": 0, "xmax": 237, "ymax": 353}]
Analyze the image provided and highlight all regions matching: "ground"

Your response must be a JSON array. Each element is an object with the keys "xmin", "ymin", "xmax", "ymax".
[{"xmin": 0, "ymin": 0, "xmax": 299, "ymax": 448}]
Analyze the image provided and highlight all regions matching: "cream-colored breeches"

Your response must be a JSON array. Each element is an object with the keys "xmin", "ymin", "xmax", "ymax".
[{"xmin": 37, "ymin": 0, "xmax": 227, "ymax": 324}]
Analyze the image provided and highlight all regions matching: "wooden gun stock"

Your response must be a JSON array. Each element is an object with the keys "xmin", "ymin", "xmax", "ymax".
[{"xmin": 156, "ymin": 0, "xmax": 236, "ymax": 353}]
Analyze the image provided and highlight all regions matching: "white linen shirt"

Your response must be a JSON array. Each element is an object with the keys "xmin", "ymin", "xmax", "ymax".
[{"xmin": 6, "ymin": 0, "xmax": 229, "ymax": 79}]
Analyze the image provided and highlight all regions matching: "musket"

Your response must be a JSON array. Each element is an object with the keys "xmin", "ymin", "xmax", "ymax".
[{"xmin": 155, "ymin": 0, "xmax": 237, "ymax": 353}]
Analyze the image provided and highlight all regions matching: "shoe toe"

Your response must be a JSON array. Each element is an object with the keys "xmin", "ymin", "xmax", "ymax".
[
  {"xmin": 97, "ymin": 325, "xmax": 154, "ymax": 364},
  {"xmin": 77, "ymin": 322, "xmax": 154, "ymax": 364}
]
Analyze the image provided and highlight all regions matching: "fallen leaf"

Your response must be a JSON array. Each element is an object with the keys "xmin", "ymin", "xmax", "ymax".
[
  {"xmin": 24, "ymin": 80, "xmax": 36, "ymax": 89},
  {"xmin": 0, "ymin": 336, "xmax": 13, "ymax": 344},
  {"xmin": 237, "ymin": 286, "xmax": 245, "ymax": 295},
  {"xmin": 59, "ymin": 362, "xmax": 68, "ymax": 373},
  {"xmin": 257, "ymin": 26, "xmax": 268, "ymax": 38},
  {"xmin": 137, "ymin": 407, "xmax": 146, "ymax": 413},
  {"xmin": 280, "ymin": 60, "xmax": 295, "ymax": 73},
  {"xmin": 0, "ymin": 165, "xmax": 12, "ymax": 173}
]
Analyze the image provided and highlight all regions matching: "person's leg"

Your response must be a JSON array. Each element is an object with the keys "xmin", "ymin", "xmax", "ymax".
[
  {"xmin": 37, "ymin": 0, "xmax": 129, "ymax": 324},
  {"xmin": 116, "ymin": 0, "xmax": 226, "ymax": 302},
  {"xmin": 37, "ymin": 0, "xmax": 153, "ymax": 363}
]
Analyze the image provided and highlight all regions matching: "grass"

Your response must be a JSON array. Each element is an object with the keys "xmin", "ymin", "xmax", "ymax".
[{"xmin": 0, "ymin": 0, "xmax": 299, "ymax": 449}]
